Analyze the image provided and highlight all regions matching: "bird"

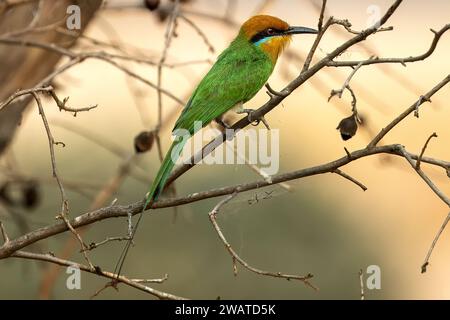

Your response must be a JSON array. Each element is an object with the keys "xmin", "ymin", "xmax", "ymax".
[{"xmin": 114, "ymin": 15, "xmax": 317, "ymax": 276}]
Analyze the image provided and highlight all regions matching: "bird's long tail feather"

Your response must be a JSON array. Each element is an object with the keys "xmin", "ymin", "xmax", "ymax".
[{"xmin": 113, "ymin": 136, "xmax": 187, "ymax": 278}]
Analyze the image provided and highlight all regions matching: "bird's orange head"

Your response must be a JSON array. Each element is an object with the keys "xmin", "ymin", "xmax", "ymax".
[{"xmin": 240, "ymin": 15, "xmax": 317, "ymax": 63}]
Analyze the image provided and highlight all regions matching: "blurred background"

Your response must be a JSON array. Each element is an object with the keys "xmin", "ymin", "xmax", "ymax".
[{"xmin": 0, "ymin": 0, "xmax": 449, "ymax": 299}]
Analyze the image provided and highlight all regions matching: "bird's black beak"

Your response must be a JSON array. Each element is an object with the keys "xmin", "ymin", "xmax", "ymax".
[{"xmin": 285, "ymin": 26, "xmax": 318, "ymax": 35}]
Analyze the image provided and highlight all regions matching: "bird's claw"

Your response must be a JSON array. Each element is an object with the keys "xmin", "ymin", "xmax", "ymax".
[{"xmin": 237, "ymin": 108, "xmax": 271, "ymax": 130}]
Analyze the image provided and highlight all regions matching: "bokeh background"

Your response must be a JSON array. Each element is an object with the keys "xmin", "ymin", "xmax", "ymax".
[{"xmin": 1, "ymin": 0, "xmax": 449, "ymax": 299}]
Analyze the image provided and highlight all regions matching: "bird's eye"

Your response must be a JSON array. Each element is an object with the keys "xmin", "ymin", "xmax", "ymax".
[{"xmin": 266, "ymin": 28, "xmax": 275, "ymax": 35}]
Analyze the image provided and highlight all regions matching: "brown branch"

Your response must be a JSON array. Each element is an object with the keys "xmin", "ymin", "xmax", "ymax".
[
  {"xmin": 332, "ymin": 18, "xmax": 393, "ymax": 35},
  {"xmin": 0, "ymin": 85, "xmax": 97, "ymax": 116},
  {"xmin": 416, "ymin": 132, "xmax": 438, "ymax": 170},
  {"xmin": 0, "ymin": 86, "xmax": 52, "ymax": 111},
  {"xmin": 328, "ymin": 59, "xmax": 368, "ymax": 101},
  {"xmin": 327, "ymin": 24, "xmax": 450, "ymax": 67},
  {"xmin": 398, "ymin": 145, "xmax": 450, "ymax": 207},
  {"xmin": 0, "ymin": 221, "xmax": 9, "ymax": 244},
  {"xmin": 333, "ymin": 169, "xmax": 367, "ymax": 191},
  {"xmin": 359, "ymin": 269, "xmax": 365, "ymax": 300},
  {"xmin": 156, "ymin": 0, "xmax": 180, "ymax": 130},
  {"xmin": 317, "ymin": 0, "xmax": 327, "ymax": 31},
  {"xmin": 179, "ymin": 14, "xmax": 215, "ymax": 53},
  {"xmin": 11, "ymin": 250, "xmax": 184, "ymax": 300},
  {"xmin": 368, "ymin": 74, "xmax": 450, "ymax": 148},
  {"xmin": 399, "ymin": 142, "xmax": 450, "ymax": 273},
  {"xmin": 84, "ymin": 236, "xmax": 130, "ymax": 252},
  {"xmin": 31, "ymin": 92, "xmax": 94, "ymax": 270},
  {"xmin": 421, "ymin": 212, "xmax": 450, "ymax": 273},
  {"xmin": 1, "ymin": 18, "xmax": 66, "ymax": 38},
  {"xmin": 208, "ymin": 194, "xmax": 316, "ymax": 289},
  {"xmin": 0, "ymin": 37, "xmax": 185, "ymax": 106},
  {"xmin": 2, "ymin": 143, "xmax": 448, "ymax": 260},
  {"xmin": 48, "ymin": 91, "xmax": 97, "ymax": 116},
  {"xmin": 302, "ymin": 12, "xmax": 331, "ymax": 73}
]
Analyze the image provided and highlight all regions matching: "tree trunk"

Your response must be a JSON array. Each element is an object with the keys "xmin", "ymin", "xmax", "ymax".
[{"xmin": 0, "ymin": 0, "xmax": 103, "ymax": 154}]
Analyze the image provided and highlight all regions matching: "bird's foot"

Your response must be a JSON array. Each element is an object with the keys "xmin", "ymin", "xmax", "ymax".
[{"xmin": 236, "ymin": 108, "xmax": 271, "ymax": 130}]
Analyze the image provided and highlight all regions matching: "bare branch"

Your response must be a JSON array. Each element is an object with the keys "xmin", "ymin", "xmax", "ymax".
[
  {"xmin": 359, "ymin": 269, "xmax": 365, "ymax": 300},
  {"xmin": 179, "ymin": 14, "xmax": 215, "ymax": 53},
  {"xmin": 421, "ymin": 212, "xmax": 450, "ymax": 273},
  {"xmin": 398, "ymin": 146, "xmax": 450, "ymax": 207},
  {"xmin": 2, "ymin": 144, "xmax": 449, "ymax": 260},
  {"xmin": 0, "ymin": 221, "xmax": 9, "ymax": 244},
  {"xmin": 31, "ymin": 92, "xmax": 94, "ymax": 270},
  {"xmin": 416, "ymin": 132, "xmax": 438, "ymax": 170},
  {"xmin": 11, "ymin": 251, "xmax": 184, "ymax": 300},
  {"xmin": 208, "ymin": 194, "xmax": 316, "ymax": 289},
  {"xmin": 48, "ymin": 91, "xmax": 97, "ymax": 116},
  {"xmin": 333, "ymin": 169, "xmax": 367, "ymax": 191},
  {"xmin": 328, "ymin": 24, "xmax": 450, "ymax": 67},
  {"xmin": 84, "ymin": 236, "xmax": 130, "ymax": 252},
  {"xmin": 328, "ymin": 59, "xmax": 368, "ymax": 101},
  {"xmin": 0, "ymin": 37, "xmax": 185, "ymax": 106},
  {"xmin": 0, "ymin": 86, "xmax": 52, "ymax": 111},
  {"xmin": 317, "ymin": 0, "xmax": 327, "ymax": 31},
  {"xmin": 368, "ymin": 75, "xmax": 450, "ymax": 148}
]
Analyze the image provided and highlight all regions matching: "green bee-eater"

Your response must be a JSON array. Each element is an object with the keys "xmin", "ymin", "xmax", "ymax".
[
  {"xmin": 116, "ymin": 15, "xmax": 317, "ymax": 274},
  {"xmin": 149, "ymin": 15, "xmax": 317, "ymax": 204}
]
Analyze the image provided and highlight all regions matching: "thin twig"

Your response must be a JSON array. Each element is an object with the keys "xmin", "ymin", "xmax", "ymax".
[
  {"xmin": 328, "ymin": 60, "xmax": 368, "ymax": 101},
  {"xmin": 327, "ymin": 24, "xmax": 450, "ymax": 67},
  {"xmin": 333, "ymin": 169, "xmax": 367, "ymax": 191},
  {"xmin": 11, "ymin": 250, "xmax": 184, "ymax": 300},
  {"xmin": 0, "ymin": 86, "xmax": 52, "ymax": 111},
  {"xmin": 421, "ymin": 212, "xmax": 450, "ymax": 273},
  {"xmin": 208, "ymin": 194, "xmax": 317, "ymax": 290},
  {"xmin": 31, "ymin": 92, "xmax": 94, "ymax": 270},
  {"xmin": 368, "ymin": 75, "xmax": 449, "ymax": 148},
  {"xmin": 398, "ymin": 146, "xmax": 450, "ymax": 207},
  {"xmin": 359, "ymin": 269, "xmax": 365, "ymax": 300},
  {"xmin": 84, "ymin": 236, "xmax": 131, "ymax": 252},
  {"xmin": 0, "ymin": 37, "xmax": 184, "ymax": 106},
  {"xmin": 416, "ymin": 132, "xmax": 438, "ymax": 170},
  {"xmin": 0, "ymin": 221, "xmax": 9, "ymax": 244},
  {"xmin": 179, "ymin": 14, "xmax": 215, "ymax": 53},
  {"xmin": 48, "ymin": 91, "xmax": 97, "ymax": 116},
  {"xmin": 317, "ymin": 0, "xmax": 327, "ymax": 31}
]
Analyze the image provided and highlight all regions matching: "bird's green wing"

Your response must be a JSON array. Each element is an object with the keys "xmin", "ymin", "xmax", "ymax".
[{"xmin": 173, "ymin": 46, "xmax": 274, "ymax": 134}]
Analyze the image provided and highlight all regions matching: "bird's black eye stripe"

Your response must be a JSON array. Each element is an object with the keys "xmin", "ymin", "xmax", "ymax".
[{"xmin": 251, "ymin": 28, "xmax": 284, "ymax": 43}]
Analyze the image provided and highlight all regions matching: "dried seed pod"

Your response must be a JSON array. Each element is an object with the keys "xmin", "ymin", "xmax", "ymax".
[
  {"xmin": 22, "ymin": 180, "xmax": 40, "ymax": 209},
  {"xmin": 336, "ymin": 115, "xmax": 358, "ymax": 141},
  {"xmin": 144, "ymin": 0, "xmax": 160, "ymax": 11},
  {"xmin": 134, "ymin": 131, "xmax": 155, "ymax": 153},
  {"xmin": 156, "ymin": 5, "xmax": 171, "ymax": 22}
]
